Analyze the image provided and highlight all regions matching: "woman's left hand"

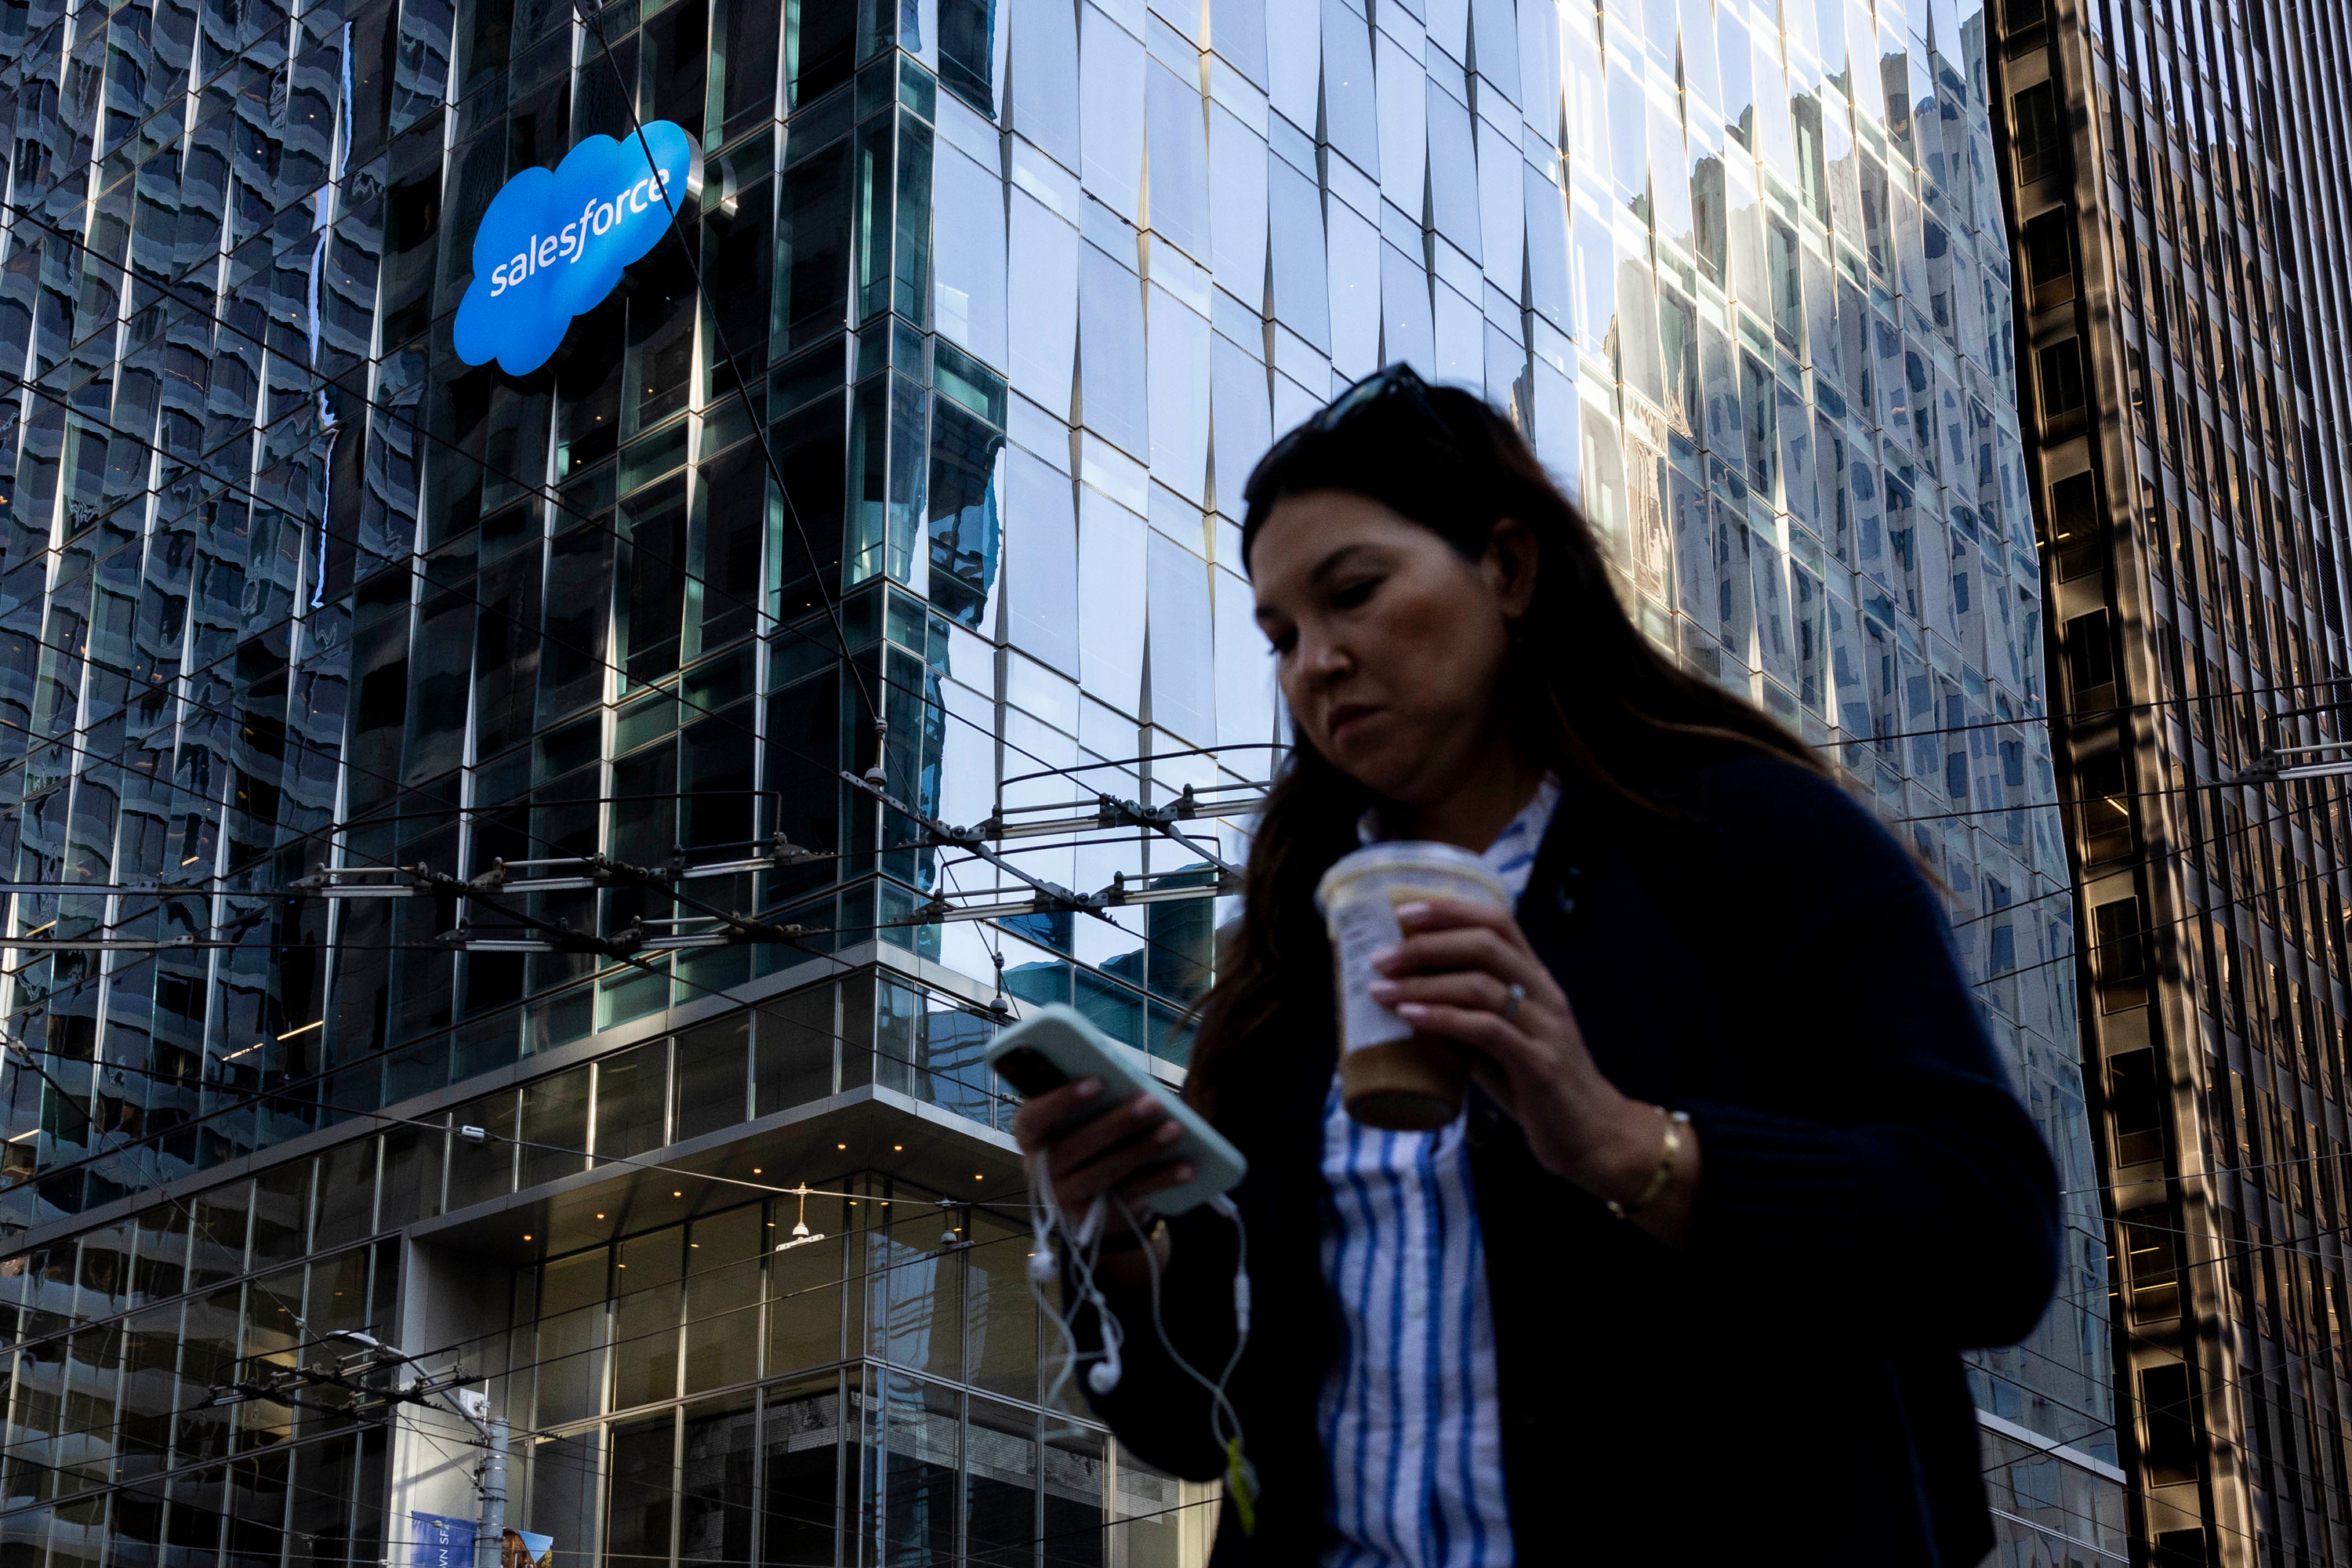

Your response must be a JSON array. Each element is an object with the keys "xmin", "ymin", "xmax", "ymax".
[{"xmin": 1368, "ymin": 897, "xmax": 1700, "ymax": 1239}]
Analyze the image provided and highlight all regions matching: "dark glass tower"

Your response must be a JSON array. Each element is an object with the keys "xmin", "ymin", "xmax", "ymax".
[{"xmin": 1992, "ymin": 0, "xmax": 2352, "ymax": 1561}]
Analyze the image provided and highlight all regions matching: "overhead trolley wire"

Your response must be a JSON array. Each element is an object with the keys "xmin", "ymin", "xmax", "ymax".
[
  {"xmin": 24, "ymin": 811, "xmax": 2345, "ymax": 1265},
  {"xmin": 7, "ymin": 1045, "xmax": 2328, "ymax": 1493},
  {"xmin": 1941, "ymin": 762, "xmax": 2347, "ymax": 931},
  {"xmin": 578, "ymin": 0, "xmax": 876, "ymax": 728},
  {"xmin": 9, "ymin": 174, "xmax": 2348, "ymax": 874},
  {"xmin": 20, "ymin": 183, "xmax": 2346, "ymax": 1047},
  {"xmin": 1958, "ymin": 789, "xmax": 2343, "ymax": 993},
  {"xmin": 0, "ymin": 371, "xmax": 1247, "ymax": 978},
  {"xmin": 0, "ymin": 198, "xmax": 1261, "ymax": 890},
  {"xmin": 3, "ymin": 720, "xmax": 2340, "ymax": 1301},
  {"xmin": 0, "ymin": 375, "xmax": 1253, "ymax": 989},
  {"xmin": 1812, "ymin": 672, "xmax": 2352, "ymax": 752},
  {"xmin": 0, "ymin": 1058, "xmax": 2311, "ymax": 1544}
]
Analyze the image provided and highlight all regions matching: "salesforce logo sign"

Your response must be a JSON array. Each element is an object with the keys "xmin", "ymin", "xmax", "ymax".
[{"xmin": 452, "ymin": 122, "xmax": 702, "ymax": 376}]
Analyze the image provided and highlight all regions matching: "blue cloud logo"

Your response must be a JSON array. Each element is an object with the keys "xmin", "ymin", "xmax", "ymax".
[{"xmin": 453, "ymin": 122, "xmax": 702, "ymax": 376}]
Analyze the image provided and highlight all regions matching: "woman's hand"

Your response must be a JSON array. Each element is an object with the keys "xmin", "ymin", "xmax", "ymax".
[
  {"xmin": 1011, "ymin": 1080, "xmax": 1192, "ymax": 1239},
  {"xmin": 1369, "ymin": 897, "xmax": 1701, "ymax": 1243}
]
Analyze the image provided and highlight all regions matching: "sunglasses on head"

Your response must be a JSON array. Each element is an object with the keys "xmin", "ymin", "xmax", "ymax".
[{"xmin": 1256, "ymin": 363, "xmax": 1450, "ymax": 473}]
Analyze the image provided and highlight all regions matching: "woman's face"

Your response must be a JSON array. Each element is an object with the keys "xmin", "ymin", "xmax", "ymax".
[{"xmin": 1250, "ymin": 490, "xmax": 1535, "ymax": 806}]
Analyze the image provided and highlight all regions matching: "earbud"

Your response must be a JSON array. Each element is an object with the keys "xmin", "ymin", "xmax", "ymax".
[
  {"xmin": 1029, "ymin": 1248, "xmax": 1059, "ymax": 1284},
  {"xmin": 1087, "ymin": 1353, "xmax": 1123, "ymax": 1395}
]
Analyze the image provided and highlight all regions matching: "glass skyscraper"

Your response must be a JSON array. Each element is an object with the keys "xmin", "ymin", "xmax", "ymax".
[
  {"xmin": 1989, "ymin": 0, "xmax": 2352, "ymax": 1563},
  {"xmin": 0, "ymin": 0, "xmax": 2116, "ymax": 1560}
]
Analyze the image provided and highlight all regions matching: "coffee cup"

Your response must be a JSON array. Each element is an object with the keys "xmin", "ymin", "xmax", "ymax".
[{"xmin": 1314, "ymin": 842, "xmax": 1511, "ymax": 1131}]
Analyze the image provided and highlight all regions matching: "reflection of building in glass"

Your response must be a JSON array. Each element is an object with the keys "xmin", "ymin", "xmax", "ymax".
[
  {"xmin": 0, "ymin": 0, "xmax": 2111, "ymax": 1559},
  {"xmin": 1990, "ymin": 2, "xmax": 2352, "ymax": 1564}
]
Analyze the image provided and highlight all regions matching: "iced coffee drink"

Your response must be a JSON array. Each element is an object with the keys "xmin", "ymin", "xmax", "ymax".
[{"xmin": 1314, "ymin": 842, "xmax": 1510, "ymax": 1131}]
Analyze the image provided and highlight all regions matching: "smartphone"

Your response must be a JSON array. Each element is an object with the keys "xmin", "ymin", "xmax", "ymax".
[{"xmin": 985, "ymin": 1005, "xmax": 1247, "ymax": 1217}]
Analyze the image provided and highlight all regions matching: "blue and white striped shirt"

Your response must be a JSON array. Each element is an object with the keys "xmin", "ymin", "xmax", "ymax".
[{"xmin": 1317, "ymin": 778, "xmax": 1559, "ymax": 1567}]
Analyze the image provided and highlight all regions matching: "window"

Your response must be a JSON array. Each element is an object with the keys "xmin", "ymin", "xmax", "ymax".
[
  {"xmin": 445, "ymin": 1091, "xmax": 520, "ymax": 1210},
  {"xmin": 597, "ymin": 1041, "xmax": 670, "ymax": 1158},
  {"xmin": 387, "ymin": 175, "xmax": 439, "ymax": 254},
  {"xmin": 763, "ymin": 1382, "xmax": 848, "ymax": 1561},
  {"xmin": 619, "ymin": 475, "xmax": 690, "ymax": 686},
  {"xmin": 2063, "ymin": 608, "xmax": 2114, "ymax": 698},
  {"xmin": 2139, "ymin": 1362, "xmax": 2200, "ymax": 1485},
  {"xmin": 2022, "ymin": 209, "xmax": 2075, "ymax": 310},
  {"xmin": 2074, "ymin": 750, "xmax": 2133, "ymax": 864},
  {"xmin": 926, "ymin": 400, "xmax": 1004, "ymax": 630},
  {"xmin": 648, "ymin": 1, "xmax": 708, "ymax": 133},
  {"xmin": 786, "ymin": 0, "xmax": 857, "ymax": 106},
  {"xmin": 1767, "ymin": 219, "xmax": 1803, "ymax": 347},
  {"xmin": 778, "ymin": 137, "xmax": 853, "ymax": 351},
  {"xmin": 519, "ymin": 1066, "xmax": 591, "ymax": 1188},
  {"xmin": 613, "ymin": 1231, "xmax": 686, "ymax": 1408},
  {"xmin": 673, "ymin": 1016, "xmax": 750, "ymax": 1142},
  {"xmin": 682, "ymin": 1210, "xmax": 764, "ymax": 1396},
  {"xmin": 937, "ymin": 0, "xmax": 994, "ymax": 112},
  {"xmin": 608, "ymin": 1410, "xmax": 681, "ymax": 1553},
  {"xmin": 2012, "ymin": 82, "xmax": 2066, "ymax": 185},
  {"xmin": 719, "ymin": 0, "xmax": 783, "ymax": 135},
  {"xmin": 705, "ymin": 188, "xmax": 775, "ymax": 397},
  {"xmin": 2154, "ymin": 1530, "xmax": 2210, "ymax": 1568},
  {"xmin": 2122, "ymin": 1206, "xmax": 2181, "ymax": 1320},
  {"xmin": 2048, "ymin": 471, "xmax": 2099, "ymax": 580},
  {"xmin": 2037, "ymin": 338, "xmax": 2087, "ymax": 421},
  {"xmin": 2092, "ymin": 896, "xmax": 2150, "ymax": 1013}
]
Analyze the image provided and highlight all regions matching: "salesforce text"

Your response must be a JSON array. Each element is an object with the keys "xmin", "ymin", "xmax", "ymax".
[{"xmin": 486, "ymin": 174, "xmax": 672, "ymax": 296}]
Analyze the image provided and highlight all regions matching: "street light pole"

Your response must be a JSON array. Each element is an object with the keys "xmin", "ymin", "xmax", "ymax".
[
  {"xmin": 479, "ymin": 1416, "xmax": 509, "ymax": 1568},
  {"xmin": 230, "ymin": 1333, "xmax": 509, "ymax": 1568},
  {"xmin": 452, "ymin": 1387, "xmax": 506, "ymax": 1568}
]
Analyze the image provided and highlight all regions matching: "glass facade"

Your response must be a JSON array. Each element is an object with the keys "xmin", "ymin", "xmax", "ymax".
[
  {"xmin": 0, "ymin": 0, "xmax": 2114, "ymax": 1557},
  {"xmin": 493, "ymin": 1180, "xmax": 1212, "ymax": 1568},
  {"xmin": 1991, "ymin": 1, "xmax": 2352, "ymax": 1563}
]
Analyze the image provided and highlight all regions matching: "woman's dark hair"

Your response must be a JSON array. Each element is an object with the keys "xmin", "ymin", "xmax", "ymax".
[{"xmin": 1183, "ymin": 369, "xmax": 1823, "ymax": 1118}]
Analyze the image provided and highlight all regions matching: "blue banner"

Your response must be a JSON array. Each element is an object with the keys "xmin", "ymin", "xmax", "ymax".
[{"xmin": 412, "ymin": 1512, "xmax": 477, "ymax": 1568}]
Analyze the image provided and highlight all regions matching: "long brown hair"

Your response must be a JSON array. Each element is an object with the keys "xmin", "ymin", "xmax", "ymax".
[{"xmin": 1184, "ymin": 373, "xmax": 1823, "ymax": 1119}]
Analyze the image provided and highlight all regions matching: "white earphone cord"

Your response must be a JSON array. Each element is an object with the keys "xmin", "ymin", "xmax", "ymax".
[
  {"xmin": 1025, "ymin": 1147, "xmax": 1252, "ymax": 1470},
  {"xmin": 1116, "ymin": 1189, "xmax": 1251, "ymax": 1460},
  {"xmin": 1025, "ymin": 1146, "xmax": 1123, "ymax": 1408}
]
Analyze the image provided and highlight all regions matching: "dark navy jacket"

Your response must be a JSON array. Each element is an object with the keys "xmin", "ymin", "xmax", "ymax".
[{"xmin": 1075, "ymin": 758, "xmax": 2062, "ymax": 1566}]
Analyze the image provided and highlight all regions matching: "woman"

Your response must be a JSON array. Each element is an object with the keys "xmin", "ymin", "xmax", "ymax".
[{"xmin": 1013, "ymin": 366, "xmax": 2060, "ymax": 1566}]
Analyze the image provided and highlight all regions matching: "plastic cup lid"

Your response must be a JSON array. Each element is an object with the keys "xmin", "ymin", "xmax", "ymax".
[{"xmin": 1314, "ymin": 840, "xmax": 1509, "ymax": 916}]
